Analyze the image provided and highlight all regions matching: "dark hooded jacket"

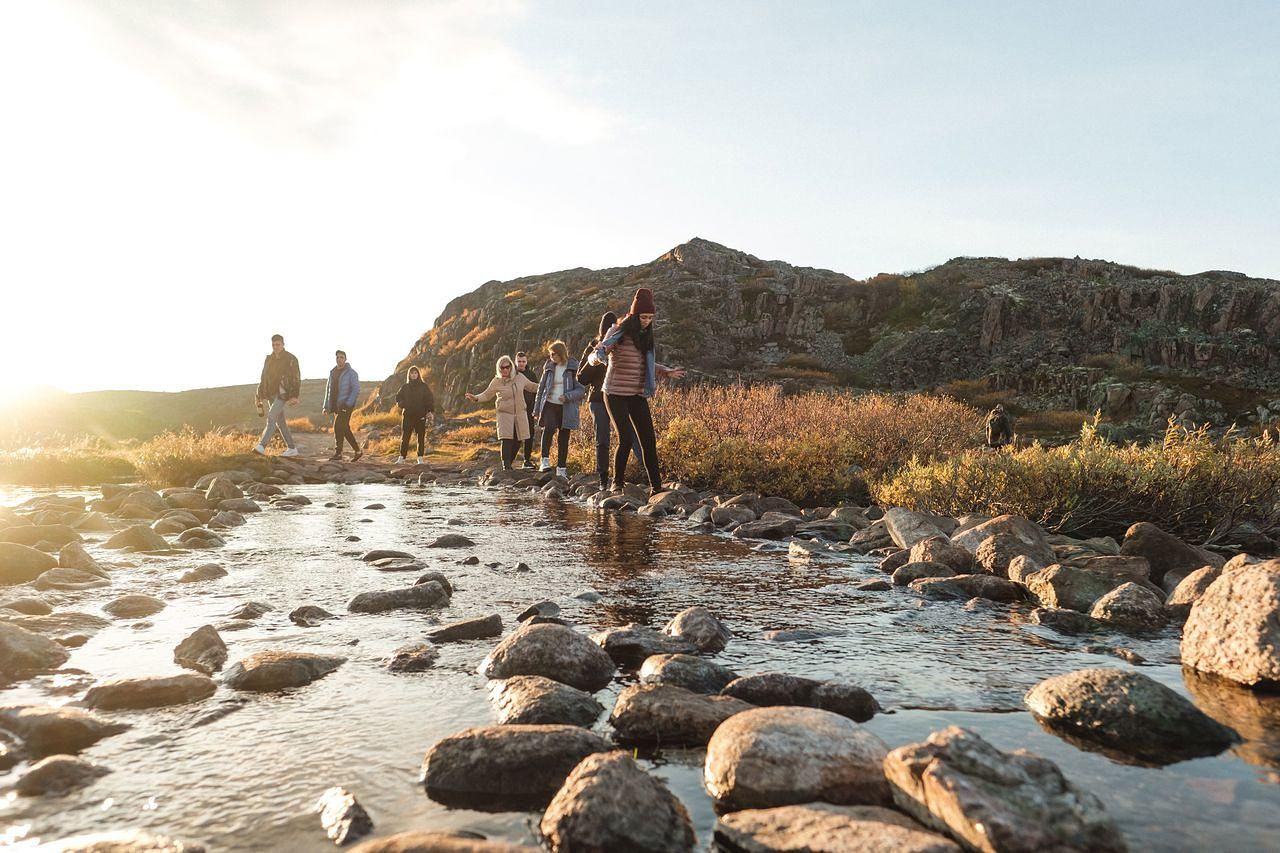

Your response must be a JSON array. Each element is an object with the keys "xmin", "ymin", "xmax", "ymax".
[
  {"xmin": 396, "ymin": 374, "xmax": 436, "ymax": 420},
  {"xmin": 257, "ymin": 350, "xmax": 301, "ymax": 402},
  {"xmin": 986, "ymin": 408, "xmax": 1013, "ymax": 446},
  {"xmin": 577, "ymin": 313, "xmax": 615, "ymax": 403}
]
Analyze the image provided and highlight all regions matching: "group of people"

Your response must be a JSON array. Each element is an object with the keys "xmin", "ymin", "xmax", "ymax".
[
  {"xmin": 465, "ymin": 286, "xmax": 685, "ymax": 494},
  {"xmin": 252, "ymin": 286, "xmax": 686, "ymax": 494}
]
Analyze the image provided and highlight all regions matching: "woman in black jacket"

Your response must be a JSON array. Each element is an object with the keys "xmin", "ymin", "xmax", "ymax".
[{"xmin": 395, "ymin": 366, "xmax": 435, "ymax": 464}]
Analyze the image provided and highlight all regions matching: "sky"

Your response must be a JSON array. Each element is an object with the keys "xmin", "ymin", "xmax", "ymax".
[{"xmin": 2, "ymin": 1, "xmax": 1278, "ymax": 397}]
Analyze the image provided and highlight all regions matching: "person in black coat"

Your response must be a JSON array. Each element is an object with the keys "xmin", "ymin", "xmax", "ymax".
[
  {"xmin": 986, "ymin": 404, "xmax": 1014, "ymax": 448},
  {"xmin": 395, "ymin": 366, "xmax": 435, "ymax": 464}
]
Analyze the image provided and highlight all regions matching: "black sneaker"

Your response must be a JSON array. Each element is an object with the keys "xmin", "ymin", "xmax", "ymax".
[
  {"xmin": 328, "ymin": 452, "xmax": 343, "ymax": 461},
  {"xmin": 352, "ymin": 448, "xmax": 363, "ymax": 462}
]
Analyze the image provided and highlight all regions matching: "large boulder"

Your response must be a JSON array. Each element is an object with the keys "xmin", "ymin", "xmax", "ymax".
[
  {"xmin": 1023, "ymin": 565, "xmax": 1126, "ymax": 612},
  {"xmin": 715, "ymin": 803, "xmax": 960, "ymax": 853},
  {"xmin": 204, "ymin": 476, "xmax": 245, "ymax": 504},
  {"xmin": 421, "ymin": 724, "xmax": 611, "ymax": 809},
  {"xmin": 909, "ymin": 536, "xmax": 973, "ymax": 573},
  {"xmin": 480, "ymin": 623, "xmax": 616, "ymax": 692},
  {"xmin": 223, "ymin": 651, "xmax": 346, "ymax": 691},
  {"xmin": 1025, "ymin": 668, "xmax": 1238, "ymax": 765},
  {"xmin": 0, "ymin": 542, "xmax": 58, "ymax": 586},
  {"xmin": 951, "ymin": 515, "xmax": 1055, "ymax": 566},
  {"xmin": 663, "ymin": 605, "xmax": 731, "ymax": 653},
  {"xmin": 1088, "ymin": 583, "xmax": 1167, "ymax": 633},
  {"xmin": 103, "ymin": 594, "xmax": 166, "ymax": 619},
  {"xmin": 15, "ymin": 754, "xmax": 109, "ymax": 797},
  {"xmin": 0, "ymin": 524, "xmax": 81, "ymax": 547},
  {"xmin": 590, "ymin": 624, "xmax": 696, "ymax": 666},
  {"xmin": 893, "ymin": 561, "xmax": 955, "ymax": 586},
  {"xmin": 58, "ymin": 541, "xmax": 107, "ymax": 576},
  {"xmin": 173, "ymin": 625, "xmax": 228, "ymax": 674},
  {"xmin": 885, "ymin": 726, "xmax": 1126, "ymax": 853},
  {"xmin": 704, "ymin": 706, "xmax": 891, "ymax": 810},
  {"xmin": 0, "ymin": 705, "xmax": 128, "ymax": 757},
  {"xmin": 104, "ymin": 524, "xmax": 170, "ymax": 551},
  {"xmin": 540, "ymin": 751, "xmax": 695, "ymax": 852},
  {"xmin": 82, "ymin": 674, "xmax": 217, "ymax": 710},
  {"xmin": 640, "ymin": 653, "xmax": 738, "ymax": 694},
  {"xmin": 1119, "ymin": 522, "xmax": 1223, "ymax": 586},
  {"xmin": 975, "ymin": 533, "xmax": 1048, "ymax": 577},
  {"xmin": 721, "ymin": 673, "xmax": 879, "ymax": 723},
  {"xmin": 1182, "ymin": 559, "xmax": 1280, "ymax": 688},
  {"xmin": 0, "ymin": 622, "xmax": 69, "ymax": 677},
  {"xmin": 347, "ymin": 581, "xmax": 450, "ymax": 614},
  {"xmin": 489, "ymin": 676, "xmax": 604, "ymax": 726},
  {"xmin": 1165, "ymin": 566, "xmax": 1222, "ymax": 619},
  {"xmin": 733, "ymin": 517, "xmax": 798, "ymax": 540},
  {"xmin": 883, "ymin": 508, "xmax": 950, "ymax": 549},
  {"xmin": 609, "ymin": 683, "xmax": 752, "ymax": 745}
]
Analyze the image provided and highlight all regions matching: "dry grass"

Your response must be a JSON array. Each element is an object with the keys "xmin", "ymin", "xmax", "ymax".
[
  {"xmin": 0, "ymin": 428, "xmax": 256, "ymax": 486},
  {"xmin": 130, "ymin": 428, "xmax": 257, "ymax": 485},
  {"xmin": 1016, "ymin": 409, "xmax": 1093, "ymax": 436},
  {"xmin": 287, "ymin": 416, "xmax": 320, "ymax": 433},
  {"xmin": 0, "ymin": 435, "xmax": 137, "ymax": 485},
  {"xmin": 351, "ymin": 410, "xmax": 401, "ymax": 431}
]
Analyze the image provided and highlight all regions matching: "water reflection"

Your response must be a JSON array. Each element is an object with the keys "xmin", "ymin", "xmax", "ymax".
[{"xmin": 1184, "ymin": 668, "xmax": 1280, "ymax": 776}]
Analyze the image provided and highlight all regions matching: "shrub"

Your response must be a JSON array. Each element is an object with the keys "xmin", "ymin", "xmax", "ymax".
[
  {"xmin": 1015, "ymin": 409, "xmax": 1092, "ymax": 436},
  {"xmin": 130, "ymin": 428, "xmax": 256, "ymax": 486},
  {"xmin": 874, "ymin": 419, "xmax": 1280, "ymax": 542},
  {"xmin": 287, "ymin": 416, "xmax": 320, "ymax": 433},
  {"xmin": 0, "ymin": 437, "xmax": 136, "ymax": 485}
]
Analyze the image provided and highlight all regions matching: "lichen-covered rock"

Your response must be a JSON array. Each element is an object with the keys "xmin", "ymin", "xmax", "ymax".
[
  {"xmin": 884, "ymin": 726, "xmax": 1126, "ymax": 853},
  {"xmin": 1181, "ymin": 559, "xmax": 1280, "ymax": 688},
  {"xmin": 540, "ymin": 751, "xmax": 695, "ymax": 852},
  {"xmin": 893, "ymin": 561, "xmax": 955, "ymax": 586},
  {"xmin": 489, "ymin": 675, "xmax": 604, "ymax": 726},
  {"xmin": 715, "ymin": 803, "xmax": 960, "ymax": 853},
  {"xmin": 704, "ymin": 706, "xmax": 891, "ymax": 810},
  {"xmin": 1088, "ymin": 583, "xmax": 1167, "ymax": 633},
  {"xmin": 610, "ymin": 683, "xmax": 751, "ymax": 745},
  {"xmin": 1027, "ymin": 668, "xmax": 1237, "ymax": 766},
  {"xmin": 909, "ymin": 536, "xmax": 974, "ymax": 572},
  {"xmin": 479, "ymin": 623, "xmax": 616, "ymax": 692},
  {"xmin": 1119, "ymin": 522, "xmax": 1223, "ymax": 585}
]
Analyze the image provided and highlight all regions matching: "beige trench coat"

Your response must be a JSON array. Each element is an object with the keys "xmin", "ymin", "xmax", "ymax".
[{"xmin": 474, "ymin": 373, "xmax": 538, "ymax": 440}]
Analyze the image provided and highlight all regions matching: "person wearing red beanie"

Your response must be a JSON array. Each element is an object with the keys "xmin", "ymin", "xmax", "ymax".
[{"xmin": 588, "ymin": 287, "xmax": 686, "ymax": 494}]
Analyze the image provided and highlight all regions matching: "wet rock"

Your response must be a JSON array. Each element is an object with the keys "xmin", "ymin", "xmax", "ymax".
[
  {"xmin": 428, "ymin": 533, "xmax": 475, "ymax": 548},
  {"xmin": 610, "ymin": 683, "xmax": 752, "ymax": 745},
  {"xmin": 58, "ymin": 541, "xmax": 107, "ymax": 576},
  {"xmin": 5, "ymin": 611, "xmax": 109, "ymax": 639},
  {"xmin": 460, "ymin": 555, "xmax": 480, "ymax": 565},
  {"xmin": 208, "ymin": 510, "xmax": 246, "ymax": 529},
  {"xmin": 347, "ymin": 581, "xmax": 450, "ymax": 614},
  {"xmin": 1119, "ymin": 521, "xmax": 1223, "ymax": 585},
  {"xmin": 218, "ymin": 498, "xmax": 262, "ymax": 514},
  {"xmin": 910, "ymin": 574, "xmax": 1024, "ymax": 602},
  {"xmin": 517, "ymin": 600, "xmax": 561, "ymax": 622},
  {"xmin": 82, "ymin": 673, "xmax": 218, "ymax": 710},
  {"xmin": 413, "ymin": 571, "xmax": 454, "ymax": 595},
  {"xmin": 480, "ymin": 623, "xmax": 616, "ymax": 691},
  {"xmin": 1087, "ymin": 582, "xmax": 1167, "ymax": 632},
  {"xmin": 1, "ymin": 596, "xmax": 52, "ymax": 615},
  {"xmin": 317, "ymin": 786, "xmax": 374, "ymax": 845},
  {"xmin": 733, "ymin": 517, "xmax": 798, "ymax": 540},
  {"xmin": 0, "ymin": 727, "xmax": 24, "ymax": 770},
  {"xmin": 763, "ymin": 628, "xmax": 832, "ymax": 642},
  {"xmin": 104, "ymin": 524, "xmax": 169, "ymax": 551},
  {"xmin": 290, "ymin": 605, "xmax": 336, "ymax": 627},
  {"xmin": 427, "ymin": 613, "xmax": 502, "ymax": 643},
  {"xmin": 386, "ymin": 643, "xmax": 439, "ymax": 672},
  {"xmin": 590, "ymin": 624, "xmax": 697, "ymax": 666},
  {"xmin": 0, "ymin": 542, "xmax": 59, "ymax": 585},
  {"xmin": 1166, "ymin": 566, "xmax": 1223, "ymax": 620},
  {"xmin": 0, "ymin": 622, "xmax": 70, "ymax": 677},
  {"xmin": 489, "ymin": 675, "xmax": 604, "ymax": 726},
  {"xmin": 721, "ymin": 673, "xmax": 878, "ymax": 723},
  {"xmin": 1182, "ymin": 559, "xmax": 1280, "ymax": 688},
  {"xmin": 639, "ymin": 653, "xmax": 737, "ymax": 693},
  {"xmin": 349, "ymin": 832, "xmax": 531, "ymax": 852},
  {"xmin": 713, "ymin": 505, "xmax": 756, "ymax": 526},
  {"xmin": 44, "ymin": 830, "xmax": 207, "ymax": 852},
  {"xmin": 178, "ymin": 528, "xmax": 225, "ymax": 549},
  {"xmin": 1068, "ymin": 555, "xmax": 1151, "ymax": 582},
  {"xmin": 663, "ymin": 605, "xmax": 731, "ymax": 653},
  {"xmin": 16, "ymin": 754, "xmax": 109, "ymax": 797},
  {"xmin": 541, "ymin": 751, "xmax": 695, "ymax": 852},
  {"xmin": 227, "ymin": 601, "xmax": 273, "ymax": 620},
  {"xmin": 421, "ymin": 724, "xmax": 611, "ymax": 809},
  {"xmin": 1025, "ymin": 668, "xmax": 1238, "ymax": 765},
  {"xmin": 1024, "ymin": 564, "xmax": 1126, "ymax": 612},
  {"xmin": 810, "ymin": 681, "xmax": 881, "ymax": 723},
  {"xmin": 370, "ymin": 557, "xmax": 425, "ymax": 572},
  {"xmin": 223, "ymin": 651, "xmax": 346, "ymax": 691},
  {"xmin": 174, "ymin": 625, "xmax": 228, "ymax": 674},
  {"xmin": 180, "ymin": 563, "xmax": 228, "ymax": 583},
  {"xmin": 877, "ymin": 549, "xmax": 911, "ymax": 574},
  {"xmin": 975, "ymin": 533, "xmax": 1049, "ymax": 577},
  {"xmin": 715, "ymin": 803, "xmax": 961, "ymax": 853},
  {"xmin": 1183, "ymin": 667, "xmax": 1280, "ymax": 771},
  {"xmin": 909, "ymin": 536, "xmax": 973, "ymax": 572},
  {"xmin": 73, "ymin": 511, "xmax": 114, "ymax": 531},
  {"xmin": 1029, "ymin": 607, "xmax": 1107, "ymax": 636},
  {"xmin": 705, "ymin": 706, "xmax": 891, "ymax": 810},
  {"xmin": 951, "ymin": 515, "xmax": 1055, "ymax": 566},
  {"xmin": 884, "ymin": 726, "xmax": 1126, "ymax": 853},
  {"xmin": 856, "ymin": 578, "xmax": 892, "ymax": 592},
  {"xmin": 882, "ymin": 508, "xmax": 950, "ymax": 550},
  {"xmin": 0, "ymin": 524, "xmax": 81, "ymax": 547},
  {"xmin": 361, "ymin": 549, "xmax": 415, "ymax": 562},
  {"xmin": 573, "ymin": 589, "xmax": 602, "ymax": 602},
  {"xmin": 0, "ymin": 705, "xmax": 129, "ymax": 756},
  {"xmin": 204, "ymin": 476, "xmax": 245, "ymax": 503},
  {"xmin": 33, "ymin": 567, "xmax": 111, "ymax": 591},
  {"xmin": 893, "ymin": 561, "xmax": 955, "ymax": 586}
]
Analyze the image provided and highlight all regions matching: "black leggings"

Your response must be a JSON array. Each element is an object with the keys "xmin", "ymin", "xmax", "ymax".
[
  {"xmin": 334, "ymin": 409, "xmax": 360, "ymax": 453},
  {"xmin": 501, "ymin": 438, "xmax": 520, "ymax": 470},
  {"xmin": 541, "ymin": 429, "xmax": 571, "ymax": 466},
  {"xmin": 605, "ymin": 393, "xmax": 659, "ymax": 489},
  {"xmin": 400, "ymin": 414, "xmax": 426, "ymax": 457}
]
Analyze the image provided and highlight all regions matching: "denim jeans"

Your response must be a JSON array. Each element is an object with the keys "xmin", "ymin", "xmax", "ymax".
[
  {"xmin": 259, "ymin": 398, "xmax": 295, "ymax": 449},
  {"xmin": 590, "ymin": 397, "xmax": 639, "ymax": 486}
]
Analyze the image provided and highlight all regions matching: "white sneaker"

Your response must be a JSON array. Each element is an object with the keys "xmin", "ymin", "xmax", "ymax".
[
  {"xmin": 395, "ymin": 456, "xmax": 406, "ymax": 464},
  {"xmin": 538, "ymin": 457, "xmax": 552, "ymax": 471},
  {"xmin": 252, "ymin": 445, "xmax": 267, "ymax": 455},
  {"xmin": 556, "ymin": 467, "xmax": 567, "ymax": 478},
  {"xmin": 282, "ymin": 447, "xmax": 300, "ymax": 458},
  {"xmin": 416, "ymin": 457, "xmax": 426, "ymax": 465}
]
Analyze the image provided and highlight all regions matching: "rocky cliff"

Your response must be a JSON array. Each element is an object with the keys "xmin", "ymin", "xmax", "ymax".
[{"xmin": 372, "ymin": 238, "xmax": 1280, "ymax": 431}]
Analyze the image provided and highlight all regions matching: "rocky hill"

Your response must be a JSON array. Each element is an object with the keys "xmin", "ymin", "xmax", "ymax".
[{"xmin": 373, "ymin": 238, "xmax": 1280, "ymax": 435}]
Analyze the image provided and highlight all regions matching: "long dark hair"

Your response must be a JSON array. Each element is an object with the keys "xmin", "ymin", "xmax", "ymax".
[{"xmin": 618, "ymin": 312, "xmax": 654, "ymax": 353}]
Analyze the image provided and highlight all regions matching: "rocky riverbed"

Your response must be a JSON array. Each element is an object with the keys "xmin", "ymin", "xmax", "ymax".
[{"xmin": 1, "ymin": 457, "xmax": 1278, "ymax": 851}]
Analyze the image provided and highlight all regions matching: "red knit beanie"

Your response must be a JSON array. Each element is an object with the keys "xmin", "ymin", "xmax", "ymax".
[{"xmin": 629, "ymin": 287, "xmax": 656, "ymax": 316}]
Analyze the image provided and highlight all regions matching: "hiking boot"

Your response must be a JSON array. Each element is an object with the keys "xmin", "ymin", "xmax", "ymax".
[
  {"xmin": 252, "ymin": 444, "xmax": 267, "ymax": 456},
  {"xmin": 282, "ymin": 447, "xmax": 300, "ymax": 458}
]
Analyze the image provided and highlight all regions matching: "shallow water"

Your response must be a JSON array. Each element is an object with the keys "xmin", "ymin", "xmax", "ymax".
[{"xmin": 1, "ymin": 482, "xmax": 1278, "ymax": 851}]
